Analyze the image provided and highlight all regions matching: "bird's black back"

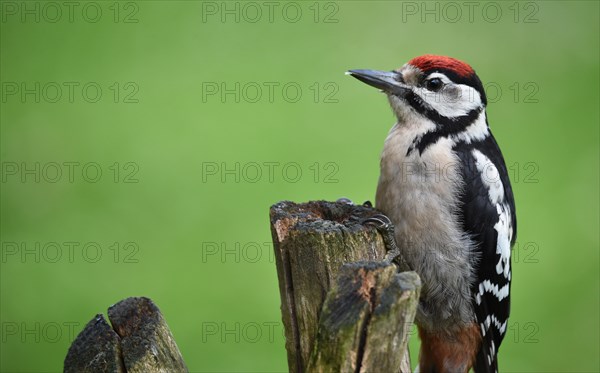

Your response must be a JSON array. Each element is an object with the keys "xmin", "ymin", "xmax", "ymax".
[{"xmin": 454, "ymin": 131, "xmax": 517, "ymax": 373}]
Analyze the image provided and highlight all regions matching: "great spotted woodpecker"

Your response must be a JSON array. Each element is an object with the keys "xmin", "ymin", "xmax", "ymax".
[{"xmin": 348, "ymin": 55, "xmax": 516, "ymax": 373}]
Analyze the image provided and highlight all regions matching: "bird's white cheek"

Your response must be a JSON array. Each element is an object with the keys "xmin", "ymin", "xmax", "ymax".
[{"xmin": 416, "ymin": 85, "xmax": 482, "ymax": 118}]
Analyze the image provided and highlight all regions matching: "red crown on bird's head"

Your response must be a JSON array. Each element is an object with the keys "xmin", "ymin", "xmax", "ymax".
[{"xmin": 408, "ymin": 55, "xmax": 475, "ymax": 78}]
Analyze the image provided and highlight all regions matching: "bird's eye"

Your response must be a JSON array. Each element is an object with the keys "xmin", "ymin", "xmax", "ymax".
[{"xmin": 426, "ymin": 78, "xmax": 443, "ymax": 92}]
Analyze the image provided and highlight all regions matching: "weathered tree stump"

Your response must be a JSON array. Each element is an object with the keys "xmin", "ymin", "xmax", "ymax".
[
  {"xmin": 64, "ymin": 314, "xmax": 124, "ymax": 373},
  {"xmin": 64, "ymin": 297, "xmax": 187, "ymax": 373},
  {"xmin": 270, "ymin": 200, "xmax": 421, "ymax": 373}
]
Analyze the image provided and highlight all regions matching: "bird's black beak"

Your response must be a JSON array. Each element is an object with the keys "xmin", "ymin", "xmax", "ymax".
[{"xmin": 346, "ymin": 69, "xmax": 410, "ymax": 96}]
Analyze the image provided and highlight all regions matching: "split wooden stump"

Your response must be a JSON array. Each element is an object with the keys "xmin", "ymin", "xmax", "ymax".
[
  {"xmin": 64, "ymin": 297, "xmax": 187, "ymax": 373},
  {"xmin": 270, "ymin": 200, "xmax": 421, "ymax": 373},
  {"xmin": 64, "ymin": 200, "xmax": 420, "ymax": 373}
]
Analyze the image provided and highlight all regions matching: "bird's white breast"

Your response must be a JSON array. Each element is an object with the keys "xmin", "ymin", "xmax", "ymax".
[{"xmin": 375, "ymin": 117, "xmax": 477, "ymax": 330}]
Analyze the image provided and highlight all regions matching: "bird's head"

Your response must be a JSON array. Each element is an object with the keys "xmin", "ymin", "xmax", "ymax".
[{"xmin": 348, "ymin": 55, "xmax": 487, "ymax": 123}]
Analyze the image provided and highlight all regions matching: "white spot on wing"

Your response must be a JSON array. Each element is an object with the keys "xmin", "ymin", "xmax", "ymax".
[
  {"xmin": 472, "ymin": 149, "xmax": 504, "ymax": 204},
  {"xmin": 478, "ymin": 279, "xmax": 510, "ymax": 301},
  {"xmin": 482, "ymin": 314, "xmax": 508, "ymax": 335},
  {"xmin": 472, "ymin": 149, "xmax": 512, "ymax": 279},
  {"xmin": 494, "ymin": 203, "xmax": 512, "ymax": 278}
]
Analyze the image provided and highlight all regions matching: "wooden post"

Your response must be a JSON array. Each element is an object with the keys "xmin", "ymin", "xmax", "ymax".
[
  {"xmin": 270, "ymin": 200, "xmax": 421, "ymax": 373},
  {"xmin": 64, "ymin": 297, "xmax": 187, "ymax": 373}
]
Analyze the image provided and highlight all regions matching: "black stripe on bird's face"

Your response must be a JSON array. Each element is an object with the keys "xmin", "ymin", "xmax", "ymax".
[{"xmin": 405, "ymin": 106, "xmax": 483, "ymax": 156}]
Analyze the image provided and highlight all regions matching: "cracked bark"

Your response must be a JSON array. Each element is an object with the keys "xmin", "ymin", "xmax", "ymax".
[
  {"xmin": 270, "ymin": 200, "xmax": 421, "ymax": 373},
  {"xmin": 64, "ymin": 297, "xmax": 187, "ymax": 373}
]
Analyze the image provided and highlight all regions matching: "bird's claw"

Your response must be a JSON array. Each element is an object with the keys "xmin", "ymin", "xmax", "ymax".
[
  {"xmin": 362, "ymin": 213, "xmax": 408, "ymax": 270},
  {"xmin": 363, "ymin": 214, "xmax": 394, "ymax": 234},
  {"xmin": 336, "ymin": 199, "xmax": 373, "ymax": 208},
  {"xmin": 336, "ymin": 197, "xmax": 354, "ymax": 205},
  {"xmin": 363, "ymin": 214, "xmax": 396, "ymax": 249}
]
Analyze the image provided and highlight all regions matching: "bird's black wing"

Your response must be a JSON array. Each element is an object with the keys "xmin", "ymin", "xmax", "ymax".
[{"xmin": 454, "ymin": 132, "xmax": 517, "ymax": 373}]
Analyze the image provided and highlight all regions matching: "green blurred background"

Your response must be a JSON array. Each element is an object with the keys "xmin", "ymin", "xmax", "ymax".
[{"xmin": 1, "ymin": 1, "xmax": 598, "ymax": 372}]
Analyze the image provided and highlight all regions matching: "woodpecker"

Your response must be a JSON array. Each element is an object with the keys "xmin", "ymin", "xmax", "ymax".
[{"xmin": 348, "ymin": 55, "xmax": 516, "ymax": 373}]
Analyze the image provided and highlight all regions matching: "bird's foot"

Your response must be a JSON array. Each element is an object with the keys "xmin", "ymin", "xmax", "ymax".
[
  {"xmin": 336, "ymin": 197, "xmax": 354, "ymax": 205},
  {"xmin": 362, "ymin": 213, "xmax": 408, "ymax": 270},
  {"xmin": 336, "ymin": 197, "xmax": 373, "ymax": 208}
]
